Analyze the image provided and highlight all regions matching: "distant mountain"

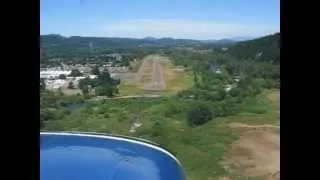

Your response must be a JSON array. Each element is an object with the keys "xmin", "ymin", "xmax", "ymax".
[
  {"xmin": 227, "ymin": 33, "xmax": 280, "ymax": 63},
  {"xmin": 229, "ymin": 36, "xmax": 254, "ymax": 41},
  {"xmin": 200, "ymin": 38, "xmax": 236, "ymax": 44},
  {"xmin": 42, "ymin": 34, "xmax": 275, "ymax": 59},
  {"xmin": 214, "ymin": 39, "xmax": 236, "ymax": 44},
  {"xmin": 40, "ymin": 35, "xmax": 207, "ymax": 58},
  {"xmin": 143, "ymin": 36, "xmax": 157, "ymax": 41}
]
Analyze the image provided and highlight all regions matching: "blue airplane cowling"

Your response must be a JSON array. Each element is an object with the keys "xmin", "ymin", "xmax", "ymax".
[{"xmin": 40, "ymin": 132, "xmax": 186, "ymax": 180}]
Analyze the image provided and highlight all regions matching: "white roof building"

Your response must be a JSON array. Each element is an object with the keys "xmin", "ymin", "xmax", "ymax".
[{"xmin": 40, "ymin": 70, "xmax": 71, "ymax": 79}]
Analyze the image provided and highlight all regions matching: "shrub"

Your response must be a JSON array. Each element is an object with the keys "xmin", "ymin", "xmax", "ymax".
[
  {"xmin": 104, "ymin": 113, "xmax": 109, "ymax": 118},
  {"xmin": 59, "ymin": 101, "xmax": 68, "ymax": 107},
  {"xmin": 187, "ymin": 103, "xmax": 213, "ymax": 126},
  {"xmin": 151, "ymin": 120, "xmax": 164, "ymax": 137},
  {"xmin": 229, "ymin": 87, "xmax": 244, "ymax": 97},
  {"xmin": 58, "ymin": 74, "xmax": 67, "ymax": 79},
  {"xmin": 96, "ymin": 107, "xmax": 106, "ymax": 114},
  {"xmin": 164, "ymin": 103, "xmax": 184, "ymax": 117},
  {"xmin": 229, "ymin": 97, "xmax": 242, "ymax": 103},
  {"xmin": 211, "ymin": 103, "xmax": 224, "ymax": 117}
]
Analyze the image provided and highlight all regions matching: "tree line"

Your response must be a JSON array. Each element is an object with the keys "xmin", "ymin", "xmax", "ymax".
[{"xmin": 78, "ymin": 70, "xmax": 120, "ymax": 98}]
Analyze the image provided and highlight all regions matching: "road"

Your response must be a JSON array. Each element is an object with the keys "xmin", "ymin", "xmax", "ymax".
[
  {"xmin": 88, "ymin": 94, "xmax": 162, "ymax": 101},
  {"xmin": 144, "ymin": 56, "xmax": 165, "ymax": 91}
]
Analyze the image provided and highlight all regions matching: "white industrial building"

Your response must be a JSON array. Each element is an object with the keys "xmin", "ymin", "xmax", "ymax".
[
  {"xmin": 40, "ymin": 70, "xmax": 71, "ymax": 79},
  {"xmin": 42, "ymin": 75, "xmax": 97, "ymax": 90},
  {"xmin": 46, "ymin": 79, "xmax": 68, "ymax": 89}
]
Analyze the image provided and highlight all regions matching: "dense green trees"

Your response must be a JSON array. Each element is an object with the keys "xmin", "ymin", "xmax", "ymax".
[
  {"xmin": 78, "ymin": 71, "xmax": 120, "ymax": 97},
  {"xmin": 170, "ymin": 34, "xmax": 279, "ymax": 125},
  {"xmin": 227, "ymin": 33, "xmax": 280, "ymax": 64},
  {"xmin": 68, "ymin": 82, "xmax": 74, "ymax": 89},
  {"xmin": 59, "ymin": 74, "xmax": 67, "ymax": 79},
  {"xmin": 187, "ymin": 103, "xmax": 213, "ymax": 126},
  {"xmin": 69, "ymin": 69, "xmax": 82, "ymax": 77},
  {"xmin": 91, "ymin": 66, "xmax": 100, "ymax": 75}
]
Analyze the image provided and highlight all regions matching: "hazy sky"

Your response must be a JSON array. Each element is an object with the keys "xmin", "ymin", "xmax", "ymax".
[{"xmin": 40, "ymin": 0, "xmax": 279, "ymax": 40}]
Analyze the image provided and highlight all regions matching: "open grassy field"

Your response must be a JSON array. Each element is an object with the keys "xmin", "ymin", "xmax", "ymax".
[
  {"xmin": 130, "ymin": 59, "xmax": 143, "ymax": 73},
  {"xmin": 44, "ymin": 90, "xmax": 279, "ymax": 180},
  {"xmin": 117, "ymin": 84, "xmax": 146, "ymax": 96},
  {"xmin": 161, "ymin": 58, "xmax": 194, "ymax": 92}
]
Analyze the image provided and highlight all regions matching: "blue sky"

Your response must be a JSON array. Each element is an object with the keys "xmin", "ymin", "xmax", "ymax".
[{"xmin": 41, "ymin": 0, "xmax": 279, "ymax": 40}]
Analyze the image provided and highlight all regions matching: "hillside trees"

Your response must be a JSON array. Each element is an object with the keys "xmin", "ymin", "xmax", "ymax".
[{"xmin": 227, "ymin": 33, "xmax": 280, "ymax": 63}]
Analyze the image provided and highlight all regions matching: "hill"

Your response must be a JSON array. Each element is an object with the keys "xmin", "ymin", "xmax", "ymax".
[
  {"xmin": 41, "ymin": 35, "xmax": 203, "ymax": 50},
  {"xmin": 229, "ymin": 36, "xmax": 254, "ymax": 41},
  {"xmin": 40, "ymin": 35, "xmax": 241, "ymax": 58},
  {"xmin": 40, "ymin": 35, "xmax": 209, "ymax": 61},
  {"xmin": 227, "ymin": 33, "xmax": 280, "ymax": 63}
]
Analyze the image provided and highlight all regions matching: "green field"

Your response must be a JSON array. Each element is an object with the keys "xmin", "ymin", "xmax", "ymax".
[{"xmin": 43, "ymin": 90, "xmax": 278, "ymax": 180}]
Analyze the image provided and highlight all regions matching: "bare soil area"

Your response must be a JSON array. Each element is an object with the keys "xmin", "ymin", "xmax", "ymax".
[
  {"xmin": 222, "ymin": 90, "xmax": 280, "ymax": 180},
  {"xmin": 267, "ymin": 90, "xmax": 280, "ymax": 110},
  {"xmin": 223, "ymin": 123, "xmax": 280, "ymax": 179}
]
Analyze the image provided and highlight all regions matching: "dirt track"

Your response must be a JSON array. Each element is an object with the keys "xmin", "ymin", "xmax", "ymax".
[
  {"xmin": 89, "ymin": 94, "xmax": 162, "ymax": 101},
  {"xmin": 229, "ymin": 123, "xmax": 279, "ymax": 129}
]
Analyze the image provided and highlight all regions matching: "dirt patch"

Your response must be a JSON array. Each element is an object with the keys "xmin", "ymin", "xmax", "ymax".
[
  {"xmin": 229, "ymin": 123, "xmax": 279, "ymax": 130},
  {"xmin": 267, "ymin": 90, "xmax": 280, "ymax": 109},
  {"xmin": 160, "ymin": 58, "xmax": 191, "ymax": 91},
  {"xmin": 218, "ymin": 176, "xmax": 230, "ymax": 180},
  {"xmin": 223, "ymin": 123, "xmax": 280, "ymax": 179},
  {"xmin": 268, "ymin": 90, "xmax": 280, "ymax": 127}
]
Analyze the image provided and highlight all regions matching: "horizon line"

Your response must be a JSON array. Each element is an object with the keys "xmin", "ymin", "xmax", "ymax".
[{"xmin": 40, "ymin": 32, "xmax": 279, "ymax": 41}]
